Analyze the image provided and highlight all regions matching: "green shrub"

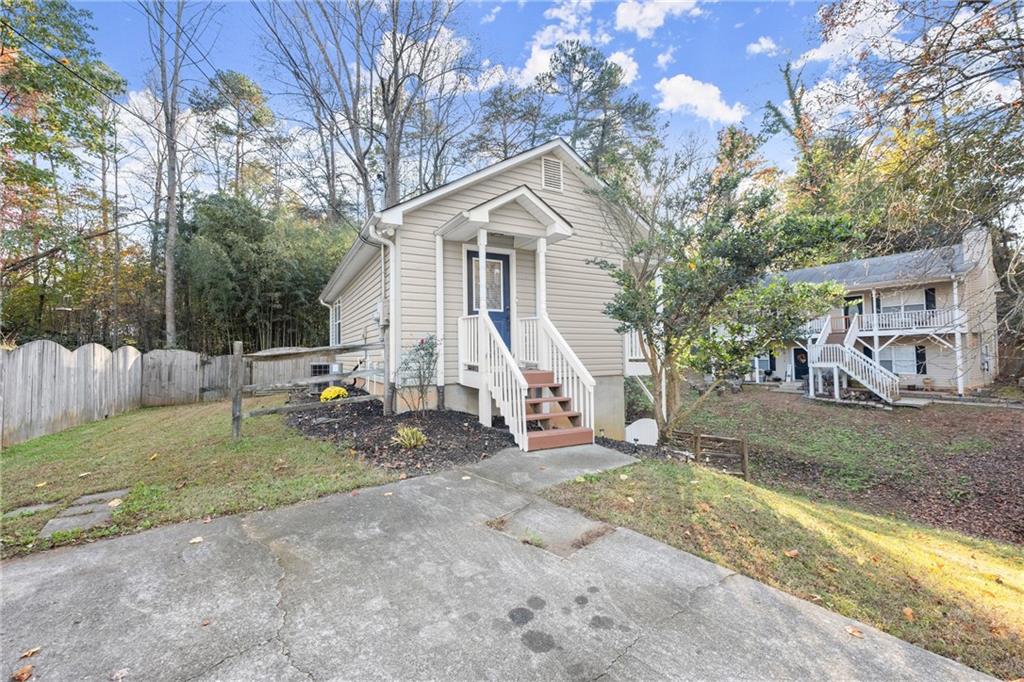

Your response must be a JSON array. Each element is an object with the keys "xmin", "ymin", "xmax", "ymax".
[{"xmin": 391, "ymin": 426, "xmax": 428, "ymax": 449}]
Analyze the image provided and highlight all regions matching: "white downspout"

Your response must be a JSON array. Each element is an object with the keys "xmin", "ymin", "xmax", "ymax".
[
  {"xmin": 367, "ymin": 217, "xmax": 398, "ymax": 414},
  {"xmin": 434, "ymin": 235, "xmax": 445, "ymax": 408}
]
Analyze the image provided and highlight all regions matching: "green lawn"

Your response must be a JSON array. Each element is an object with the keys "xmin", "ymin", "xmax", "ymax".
[
  {"xmin": 546, "ymin": 461, "xmax": 1024, "ymax": 680},
  {"xmin": 1, "ymin": 398, "xmax": 393, "ymax": 557}
]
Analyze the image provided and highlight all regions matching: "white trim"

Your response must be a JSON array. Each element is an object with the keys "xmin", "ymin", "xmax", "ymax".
[
  {"xmin": 461, "ymin": 242, "xmax": 518, "ymax": 348},
  {"xmin": 379, "ymin": 139, "xmax": 596, "ymax": 225},
  {"xmin": 435, "ymin": 235, "xmax": 445, "ymax": 388},
  {"xmin": 436, "ymin": 185, "xmax": 573, "ymax": 248}
]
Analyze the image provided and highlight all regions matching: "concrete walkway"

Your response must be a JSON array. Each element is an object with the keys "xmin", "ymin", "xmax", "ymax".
[{"xmin": 1, "ymin": 445, "xmax": 988, "ymax": 681}]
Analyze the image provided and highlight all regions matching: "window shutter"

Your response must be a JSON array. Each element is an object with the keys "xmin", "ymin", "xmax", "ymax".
[
  {"xmin": 915, "ymin": 345, "xmax": 927, "ymax": 374},
  {"xmin": 924, "ymin": 287, "xmax": 936, "ymax": 310},
  {"xmin": 541, "ymin": 157, "xmax": 563, "ymax": 191}
]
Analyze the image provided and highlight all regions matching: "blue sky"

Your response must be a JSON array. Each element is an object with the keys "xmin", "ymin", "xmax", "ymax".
[{"xmin": 75, "ymin": 1, "xmax": 832, "ymax": 169}]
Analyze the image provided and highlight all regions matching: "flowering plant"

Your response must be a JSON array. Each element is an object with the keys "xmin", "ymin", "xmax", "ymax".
[{"xmin": 319, "ymin": 386, "xmax": 349, "ymax": 402}]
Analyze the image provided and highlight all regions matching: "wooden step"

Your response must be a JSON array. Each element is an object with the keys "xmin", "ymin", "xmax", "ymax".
[
  {"xmin": 527, "ymin": 382, "xmax": 562, "ymax": 390},
  {"xmin": 522, "ymin": 369, "xmax": 554, "ymax": 384},
  {"xmin": 525, "ymin": 410, "xmax": 580, "ymax": 422},
  {"xmin": 527, "ymin": 427, "xmax": 594, "ymax": 451},
  {"xmin": 525, "ymin": 396, "xmax": 571, "ymax": 406}
]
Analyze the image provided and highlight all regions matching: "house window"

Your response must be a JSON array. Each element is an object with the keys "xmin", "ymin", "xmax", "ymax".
[
  {"xmin": 332, "ymin": 301, "xmax": 342, "ymax": 346},
  {"xmin": 878, "ymin": 345, "xmax": 917, "ymax": 374},
  {"xmin": 469, "ymin": 256, "xmax": 505, "ymax": 312},
  {"xmin": 541, "ymin": 156, "xmax": 563, "ymax": 191},
  {"xmin": 880, "ymin": 289, "xmax": 926, "ymax": 313},
  {"xmin": 310, "ymin": 363, "xmax": 331, "ymax": 392}
]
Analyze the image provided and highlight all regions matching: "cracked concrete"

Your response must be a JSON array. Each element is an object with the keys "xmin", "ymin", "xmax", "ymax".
[{"xmin": 1, "ymin": 445, "xmax": 991, "ymax": 680}]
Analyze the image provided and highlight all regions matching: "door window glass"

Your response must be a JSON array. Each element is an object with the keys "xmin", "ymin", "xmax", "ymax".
[{"xmin": 470, "ymin": 257, "xmax": 505, "ymax": 312}]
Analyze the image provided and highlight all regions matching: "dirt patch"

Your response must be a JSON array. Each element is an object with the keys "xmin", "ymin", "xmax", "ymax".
[{"xmin": 288, "ymin": 399, "xmax": 514, "ymax": 476}]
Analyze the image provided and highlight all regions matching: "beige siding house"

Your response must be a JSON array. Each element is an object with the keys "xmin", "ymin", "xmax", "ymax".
[
  {"xmin": 320, "ymin": 140, "xmax": 631, "ymax": 450},
  {"xmin": 747, "ymin": 229, "xmax": 1000, "ymax": 403}
]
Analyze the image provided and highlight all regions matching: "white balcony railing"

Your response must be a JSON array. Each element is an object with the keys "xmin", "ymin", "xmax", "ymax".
[
  {"xmin": 859, "ymin": 308, "xmax": 962, "ymax": 332},
  {"xmin": 625, "ymin": 329, "xmax": 644, "ymax": 362}
]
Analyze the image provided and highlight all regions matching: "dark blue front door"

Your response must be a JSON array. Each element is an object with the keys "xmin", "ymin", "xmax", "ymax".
[{"xmin": 467, "ymin": 250, "xmax": 511, "ymax": 348}]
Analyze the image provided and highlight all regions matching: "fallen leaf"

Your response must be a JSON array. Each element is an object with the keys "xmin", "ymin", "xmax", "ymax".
[
  {"xmin": 619, "ymin": 474, "xmax": 629, "ymax": 481},
  {"xmin": 18, "ymin": 648, "xmax": 40, "ymax": 660},
  {"xmin": 695, "ymin": 502, "xmax": 712, "ymax": 513},
  {"xmin": 845, "ymin": 625, "xmax": 864, "ymax": 638},
  {"xmin": 11, "ymin": 664, "xmax": 32, "ymax": 681},
  {"xmin": 107, "ymin": 498, "xmax": 122, "ymax": 508},
  {"xmin": 34, "ymin": 482, "xmax": 47, "ymax": 488},
  {"xmin": 202, "ymin": 516, "xmax": 211, "ymax": 524},
  {"xmin": 784, "ymin": 549, "xmax": 800, "ymax": 558},
  {"xmin": 824, "ymin": 564, "xmax": 839, "ymax": 573},
  {"xmin": 201, "ymin": 619, "xmax": 211, "ymax": 627},
  {"xmin": 189, "ymin": 536, "xmax": 203, "ymax": 544},
  {"xmin": 78, "ymin": 472, "xmax": 92, "ymax": 478},
  {"xmin": 625, "ymin": 496, "xmax": 635, "ymax": 503},
  {"xmin": 575, "ymin": 476, "xmax": 585, "ymax": 483},
  {"xmin": 461, "ymin": 476, "xmax": 471, "ymax": 480},
  {"xmin": 902, "ymin": 607, "xmax": 915, "ymax": 622},
  {"xmin": 109, "ymin": 669, "xmax": 129, "ymax": 681},
  {"xmin": 148, "ymin": 453, "xmax": 159, "ymax": 461},
  {"xmin": 383, "ymin": 492, "xmax": 393, "ymax": 497}
]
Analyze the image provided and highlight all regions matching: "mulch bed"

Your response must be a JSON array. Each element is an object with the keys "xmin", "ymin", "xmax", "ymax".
[{"xmin": 287, "ymin": 398, "xmax": 514, "ymax": 476}]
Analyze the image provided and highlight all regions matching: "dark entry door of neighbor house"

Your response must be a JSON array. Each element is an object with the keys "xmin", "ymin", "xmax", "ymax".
[
  {"xmin": 793, "ymin": 347, "xmax": 809, "ymax": 380},
  {"xmin": 467, "ymin": 250, "xmax": 512, "ymax": 348}
]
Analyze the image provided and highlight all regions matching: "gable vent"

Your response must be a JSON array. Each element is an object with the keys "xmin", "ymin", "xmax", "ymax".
[{"xmin": 541, "ymin": 156, "xmax": 563, "ymax": 191}]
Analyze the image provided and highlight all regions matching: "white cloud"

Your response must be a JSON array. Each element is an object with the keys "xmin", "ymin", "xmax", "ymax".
[
  {"xmin": 513, "ymin": 0, "xmax": 599, "ymax": 83},
  {"xmin": 655, "ymin": 46, "xmax": 675, "ymax": 70},
  {"xmin": 481, "ymin": 5, "xmax": 501, "ymax": 24},
  {"xmin": 615, "ymin": 0, "xmax": 701, "ymax": 39},
  {"xmin": 796, "ymin": 0, "xmax": 901, "ymax": 68},
  {"xmin": 608, "ymin": 49, "xmax": 639, "ymax": 85},
  {"xmin": 746, "ymin": 36, "xmax": 779, "ymax": 57},
  {"xmin": 655, "ymin": 73, "xmax": 748, "ymax": 124}
]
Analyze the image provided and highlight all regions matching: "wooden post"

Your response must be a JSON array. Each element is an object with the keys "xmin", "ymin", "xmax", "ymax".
[
  {"xmin": 694, "ymin": 433, "xmax": 702, "ymax": 462},
  {"xmin": 231, "ymin": 340, "xmax": 243, "ymax": 440},
  {"xmin": 740, "ymin": 437, "xmax": 749, "ymax": 482}
]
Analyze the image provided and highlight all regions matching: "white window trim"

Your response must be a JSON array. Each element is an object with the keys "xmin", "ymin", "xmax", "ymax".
[{"xmin": 540, "ymin": 156, "xmax": 564, "ymax": 192}]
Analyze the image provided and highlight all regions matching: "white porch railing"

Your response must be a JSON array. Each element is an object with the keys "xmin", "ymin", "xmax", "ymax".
[
  {"xmin": 482, "ymin": 315, "xmax": 529, "ymax": 449},
  {"xmin": 843, "ymin": 313, "xmax": 861, "ymax": 347},
  {"xmin": 516, "ymin": 316, "xmax": 540, "ymax": 365},
  {"xmin": 538, "ymin": 316, "xmax": 595, "ymax": 430},
  {"xmin": 859, "ymin": 308, "xmax": 962, "ymax": 332},
  {"xmin": 458, "ymin": 315, "xmax": 479, "ymax": 367},
  {"xmin": 624, "ymin": 329, "xmax": 644, "ymax": 362},
  {"xmin": 816, "ymin": 343, "xmax": 900, "ymax": 403},
  {"xmin": 799, "ymin": 315, "xmax": 828, "ymax": 336}
]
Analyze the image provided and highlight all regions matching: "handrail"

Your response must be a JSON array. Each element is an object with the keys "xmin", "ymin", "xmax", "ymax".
[
  {"xmin": 516, "ymin": 316, "xmax": 540, "ymax": 365},
  {"xmin": 860, "ymin": 308, "xmax": 961, "ymax": 332},
  {"xmin": 816, "ymin": 343, "xmax": 900, "ymax": 403},
  {"xmin": 538, "ymin": 315, "xmax": 595, "ymax": 431},
  {"xmin": 843, "ymin": 314, "xmax": 860, "ymax": 348},
  {"xmin": 481, "ymin": 314, "xmax": 530, "ymax": 448}
]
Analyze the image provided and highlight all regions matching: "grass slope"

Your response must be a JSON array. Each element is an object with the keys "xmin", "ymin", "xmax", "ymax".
[
  {"xmin": 547, "ymin": 461, "xmax": 1024, "ymax": 680},
  {"xmin": 1, "ymin": 397, "xmax": 393, "ymax": 557}
]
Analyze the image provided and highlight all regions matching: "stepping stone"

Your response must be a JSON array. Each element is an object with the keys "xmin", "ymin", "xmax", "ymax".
[
  {"xmin": 61, "ymin": 501, "xmax": 118, "ymax": 517},
  {"xmin": 3, "ymin": 502, "xmax": 58, "ymax": 519},
  {"xmin": 73, "ymin": 489, "xmax": 129, "ymax": 505},
  {"xmin": 39, "ymin": 509, "xmax": 112, "ymax": 539}
]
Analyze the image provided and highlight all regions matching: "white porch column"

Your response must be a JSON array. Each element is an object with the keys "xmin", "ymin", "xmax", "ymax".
[
  {"xmin": 833, "ymin": 367, "xmax": 841, "ymax": 400},
  {"xmin": 477, "ymin": 229, "xmax": 492, "ymax": 425},
  {"xmin": 434, "ymin": 235, "xmax": 445, "ymax": 406},
  {"xmin": 870, "ymin": 287, "xmax": 880, "ymax": 355},
  {"xmin": 752, "ymin": 357, "xmax": 760, "ymax": 383},
  {"xmin": 952, "ymin": 277, "xmax": 965, "ymax": 396},
  {"xmin": 536, "ymin": 237, "xmax": 547, "ymax": 317},
  {"xmin": 807, "ymin": 368, "xmax": 814, "ymax": 397}
]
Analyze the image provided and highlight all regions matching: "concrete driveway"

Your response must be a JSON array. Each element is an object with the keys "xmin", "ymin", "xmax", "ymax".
[{"xmin": 1, "ymin": 445, "xmax": 988, "ymax": 681}]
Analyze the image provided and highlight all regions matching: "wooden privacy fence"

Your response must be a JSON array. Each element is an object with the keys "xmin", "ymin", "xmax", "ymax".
[
  {"xmin": 0, "ymin": 340, "xmax": 341, "ymax": 447},
  {"xmin": 671, "ymin": 429, "xmax": 750, "ymax": 481}
]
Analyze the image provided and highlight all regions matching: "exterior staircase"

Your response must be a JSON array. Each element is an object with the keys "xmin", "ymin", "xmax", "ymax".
[
  {"xmin": 521, "ymin": 369, "xmax": 594, "ymax": 450},
  {"xmin": 809, "ymin": 314, "xmax": 901, "ymax": 403}
]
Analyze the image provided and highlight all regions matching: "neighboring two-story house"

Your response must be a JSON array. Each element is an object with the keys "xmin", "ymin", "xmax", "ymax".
[{"xmin": 750, "ymin": 229, "xmax": 1000, "ymax": 403}]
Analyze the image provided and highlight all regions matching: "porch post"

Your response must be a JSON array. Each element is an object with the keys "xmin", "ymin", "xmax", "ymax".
[
  {"xmin": 832, "ymin": 367, "xmax": 841, "ymax": 400},
  {"xmin": 477, "ymin": 229, "xmax": 492, "ymax": 425},
  {"xmin": 807, "ymin": 367, "xmax": 814, "ymax": 398},
  {"xmin": 870, "ymin": 287, "xmax": 880, "ymax": 355},
  {"xmin": 434, "ymin": 235, "xmax": 445, "ymax": 408},
  {"xmin": 952, "ymin": 277, "xmax": 965, "ymax": 396},
  {"xmin": 536, "ymin": 237, "xmax": 547, "ymax": 317}
]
